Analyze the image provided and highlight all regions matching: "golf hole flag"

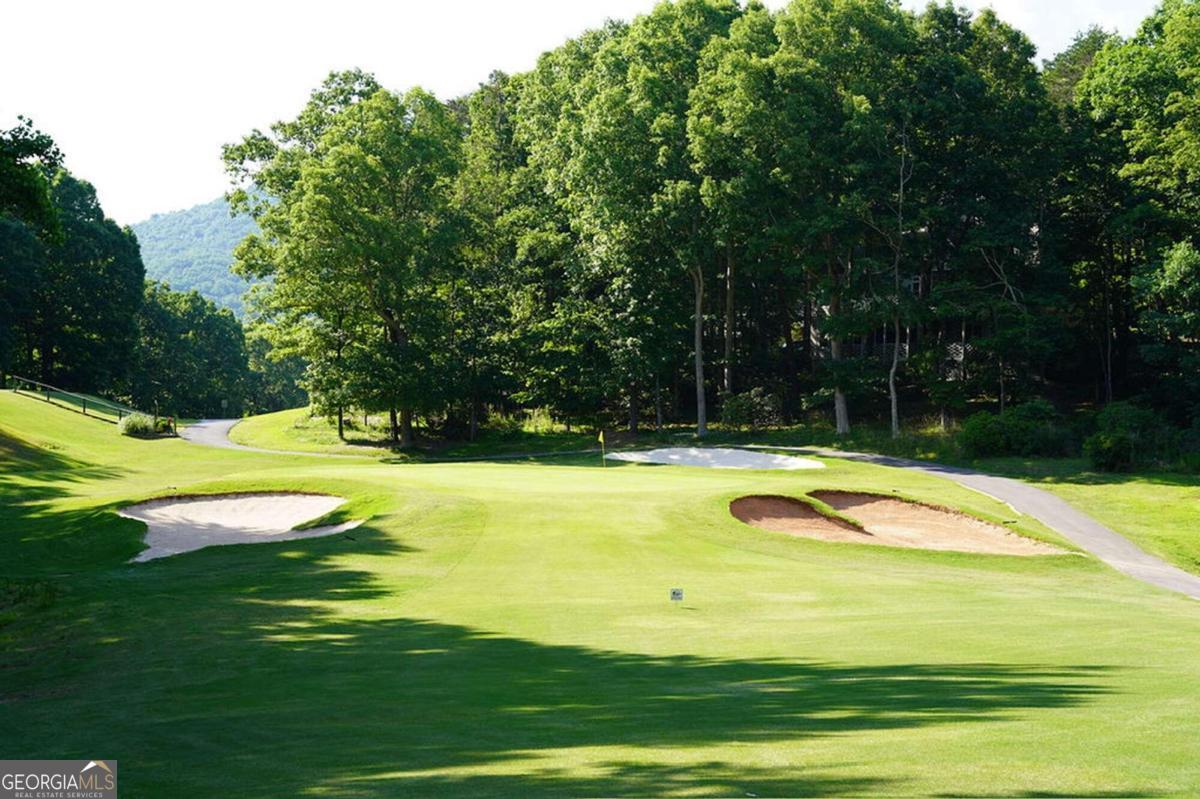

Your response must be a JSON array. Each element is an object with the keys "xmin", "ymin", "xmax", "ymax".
[{"xmin": 598, "ymin": 429, "xmax": 606, "ymax": 465}]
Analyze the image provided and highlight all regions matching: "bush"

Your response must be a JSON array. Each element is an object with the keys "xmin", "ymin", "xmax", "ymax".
[
  {"xmin": 721, "ymin": 387, "xmax": 783, "ymax": 430},
  {"xmin": 119, "ymin": 412, "xmax": 173, "ymax": 438},
  {"xmin": 958, "ymin": 412, "xmax": 1007, "ymax": 457},
  {"xmin": 1084, "ymin": 431, "xmax": 1137, "ymax": 472},
  {"xmin": 1084, "ymin": 401, "xmax": 1181, "ymax": 470},
  {"xmin": 958, "ymin": 399, "xmax": 1073, "ymax": 458}
]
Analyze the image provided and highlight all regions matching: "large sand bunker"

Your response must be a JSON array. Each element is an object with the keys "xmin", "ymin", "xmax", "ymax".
[
  {"xmin": 731, "ymin": 491, "xmax": 1063, "ymax": 556},
  {"xmin": 120, "ymin": 493, "xmax": 362, "ymax": 561},
  {"xmin": 607, "ymin": 447, "xmax": 824, "ymax": 470}
]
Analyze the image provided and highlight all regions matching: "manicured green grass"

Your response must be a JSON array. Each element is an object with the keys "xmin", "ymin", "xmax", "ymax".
[
  {"xmin": 3, "ymin": 390, "xmax": 1200, "ymax": 797},
  {"xmin": 233, "ymin": 409, "xmax": 1200, "ymax": 575}
]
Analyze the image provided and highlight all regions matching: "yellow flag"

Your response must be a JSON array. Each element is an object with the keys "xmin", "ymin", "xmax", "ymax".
[{"xmin": 597, "ymin": 430, "xmax": 605, "ymax": 445}]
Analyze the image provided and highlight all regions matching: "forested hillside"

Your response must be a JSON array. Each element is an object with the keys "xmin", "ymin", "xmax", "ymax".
[
  {"xmin": 5, "ymin": 0, "xmax": 1199, "ymax": 467},
  {"xmin": 223, "ymin": 0, "xmax": 1200, "ymax": 465},
  {"xmin": 0, "ymin": 120, "xmax": 303, "ymax": 416},
  {"xmin": 131, "ymin": 196, "xmax": 257, "ymax": 313}
]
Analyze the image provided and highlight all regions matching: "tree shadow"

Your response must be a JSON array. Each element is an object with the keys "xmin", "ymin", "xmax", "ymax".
[
  {"xmin": 0, "ymin": 431, "xmax": 132, "ymax": 577},
  {"xmin": 1, "ymin": 532, "xmax": 1125, "ymax": 798}
]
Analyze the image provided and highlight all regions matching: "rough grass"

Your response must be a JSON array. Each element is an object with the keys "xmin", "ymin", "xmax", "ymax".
[{"xmin": 3, "ymin": 391, "xmax": 1200, "ymax": 797}]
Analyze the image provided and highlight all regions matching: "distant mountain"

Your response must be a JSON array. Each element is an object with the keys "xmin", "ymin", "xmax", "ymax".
[{"xmin": 131, "ymin": 197, "xmax": 258, "ymax": 315}]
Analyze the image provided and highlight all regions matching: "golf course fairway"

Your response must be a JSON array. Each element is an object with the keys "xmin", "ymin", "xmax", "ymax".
[{"xmin": 2, "ymin": 391, "xmax": 1199, "ymax": 797}]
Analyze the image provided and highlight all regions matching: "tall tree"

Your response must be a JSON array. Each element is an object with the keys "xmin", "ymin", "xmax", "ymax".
[
  {"xmin": 263, "ymin": 88, "xmax": 462, "ymax": 446},
  {"xmin": 567, "ymin": 0, "xmax": 742, "ymax": 436},
  {"xmin": 26, "ymin": 171, "xmax": 143, "ymax": 389}
]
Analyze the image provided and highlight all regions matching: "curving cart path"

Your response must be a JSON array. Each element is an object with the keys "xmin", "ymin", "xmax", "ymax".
[
  {"xmin": 179, "ymin": 418, "xmax": 364, "ymax": 459},
  {"xmin": 748, "ymin": 445, "xmax": 1200, "ymax": 600}
]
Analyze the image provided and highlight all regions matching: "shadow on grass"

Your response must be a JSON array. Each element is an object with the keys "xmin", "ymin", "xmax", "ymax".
[
  {"xmin": 0, "ymin": 431, "xmax": 135, "ymax": 577},
  {"xmin": 2, "ymin": 527, "xmax": 1123, "ymax": 798}
]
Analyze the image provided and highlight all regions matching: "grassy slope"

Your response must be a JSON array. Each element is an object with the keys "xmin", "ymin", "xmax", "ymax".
[
  {"xmin": 233, "ymin": 410, "xmax": 1200, "ymax": 575},
  {"xmin": 230, "ymin": 406, "xmax": 598, "ymax": 458},
  {"xmin": 3, "ymin": 391, "xmax": 1200, "ymax": 796},
  {"xmin": 229, "ymin": 407, "xmax": 391, "ymax": 456}
]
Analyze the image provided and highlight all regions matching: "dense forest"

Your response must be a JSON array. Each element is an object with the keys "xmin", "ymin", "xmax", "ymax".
[
  {"xmin": 221, "ymin": 0, "xmax": 1198, "ymax": 465},
  {"xmin": 131, "ymin": 197, "xmax": 258, "ymax": 315},
  {"xmin": 0, "ymin": 120, "xmax": 303, "ymax": 416},
  {"xmin": 3, "ymin": 0, "xmax": 1198, "ymax": 468}
]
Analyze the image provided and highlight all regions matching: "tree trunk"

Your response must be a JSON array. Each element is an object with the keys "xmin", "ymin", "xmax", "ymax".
[
  {"xmin": 39, "ymin": 336, "xmax": 52, "ymax": 384},
  {"xmin": 829, "ymin": 293, "xmax": 850, "ymax": 436},
  {"xmin": 628, "ymin": 382, "xmax": 639, "ymax": 434},
  {"xmin": 691, "ymin": 267, "xmax": 707, "ymax": 437},
  {"xmin": 801, "ymin": 271, "xmax": 814, "ymax": 373},
  {"xmin": 998, "ymin": 359, "xmax": 1006, "ymax": 414},
  {"xmin": 389, "ymin": 407, "xmax": 399, "ymax": 444},
  {"xmin": 654, "ymin": 373, "xmax": 663, "ymax": 432},
  {"xmin": 723, "ymin": 242, "xmax": 734, "ymax": 396},
  {"xmin": 337, "ymin": 407, "xmax": 345, "ymax": 440},
  {"xmin": 889, "ymin": 316, "xmax": 901, "ymax": 438},
  {"xmin": 400, "ymin": 408, "xmax": 414, "ymax": 448},
  {"xmin": 469, "ymin": 401, "xmax": 479, "ymax": 442},
  {"xmin": 1102, "ymin": 256, "xmax": 1114, "ymax": 404}
]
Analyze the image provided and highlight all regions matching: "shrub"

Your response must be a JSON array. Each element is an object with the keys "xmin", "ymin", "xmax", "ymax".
[
  {"xmin": 1085, "ymin": 401, "xmax": 1181, "ymax": 470},
  {"xmin": 118, "ymin": 412, "xmax": 172, "ymax": 438},
  {"xmin": 721, "ymin": 387, "xmax": 783, "ymax": 430},
  {"xmin": 1084, "ymin": 431, "xmax": 1137, "ymax": 472},
  {"xmin": 959, "ymin": 412, "xmax": 1007, "ymax": 457},
  {"xmin": 958, "ymin": 400, "xmax": 1073, "ymax": 458}
]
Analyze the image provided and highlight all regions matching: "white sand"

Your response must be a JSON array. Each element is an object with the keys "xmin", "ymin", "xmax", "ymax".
[
  {"xmin": 606, "ymin": 446, "xmax": 825, "ymax": 470},
  {"xmin": 119, "ymin": 493, "xmax": 362, "ymax": 562}
]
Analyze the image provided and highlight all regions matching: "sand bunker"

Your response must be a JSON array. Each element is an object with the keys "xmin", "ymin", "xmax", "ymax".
[
  {"xmin": 119, "ymin": 493, "xmax": 362, "ymax": 561},
  {"xmin": 607, "ymin": 447, "xmax": 824, "ymax": 470},
  {"xmin": 731, "ymin": 491, "xmax": 1063, "ymax": 556}
]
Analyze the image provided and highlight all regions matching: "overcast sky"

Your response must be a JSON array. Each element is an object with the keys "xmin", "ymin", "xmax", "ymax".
[{"xmin": 1, "ymin": 0, "xmax": 1158, "ymax": 226}]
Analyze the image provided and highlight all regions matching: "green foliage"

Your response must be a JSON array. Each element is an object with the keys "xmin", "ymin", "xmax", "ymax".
[
  {"xmin": 125, "ymin": 282, "xmax": 251, "ymax": 417},
  {"xmin": 0, "ymin": 116, "xmax": 62, "ymax": 240},
  {"xmin": 199, "ymin": 0, "xmax": 1200, "ymax": 445},
  {"xmin": 1, "ymin": 169, "xmax": 144, "ymax": 391},
  {"xmin": 1083, "ymin": 400, "xmax": 1183, "ymax": 471},
  {"xmin": 959, "ymin": 400, "xmax": 1073, "ymax": 458},
  {"xmin": 720, "ymin": 387, "xmax": 783, "ymax": 430},
  {"xmin": 130, "ymin": 196, "xmax": 257, "ymax": 314},
  {"xmin": 1083, "ymin": 431, "xmax": 1137, "ymax": 472},
  {"xmin": 117, "ymin": 412, "xmax": 163, "ymax": 438}
]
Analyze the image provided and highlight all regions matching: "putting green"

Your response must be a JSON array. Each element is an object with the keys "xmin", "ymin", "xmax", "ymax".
[{"xmin": 2, "ymin": 391, "xmax": 1199, "ymax": 797}]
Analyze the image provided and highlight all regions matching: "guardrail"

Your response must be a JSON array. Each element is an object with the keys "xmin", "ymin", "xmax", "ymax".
[{"xmin": 6, "ymin": 374, "xmax": 136, "ymax": 424}]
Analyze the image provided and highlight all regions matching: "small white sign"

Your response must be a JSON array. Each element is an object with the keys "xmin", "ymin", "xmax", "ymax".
[{"xmin": 670, "ymin": 588, "xmax": 683, "ymax": 602}]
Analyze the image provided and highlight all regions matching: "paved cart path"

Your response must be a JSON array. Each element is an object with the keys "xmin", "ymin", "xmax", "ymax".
[{"xmin": 179, "ymin": 418, "xmax": 366, "ymax": 459}]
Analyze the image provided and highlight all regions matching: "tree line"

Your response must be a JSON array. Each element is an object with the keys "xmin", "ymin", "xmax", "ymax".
[
  {"xmin": 0, "ymin": 119, "xmax": 304, "ymax": 417},
  {"xmin": 227, "ymin": 0, "xmax": 1200, "ymax": 446}
]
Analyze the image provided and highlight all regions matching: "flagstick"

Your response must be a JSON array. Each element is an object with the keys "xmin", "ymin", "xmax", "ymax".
[{"xmin": 599, "ymin": 430, "xmax": 606, "ymax": 467}]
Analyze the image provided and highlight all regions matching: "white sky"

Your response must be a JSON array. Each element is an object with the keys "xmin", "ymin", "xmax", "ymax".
[{"xmin": 1, "ymin": 0, "xmax": 1157, "ymax": 226}]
